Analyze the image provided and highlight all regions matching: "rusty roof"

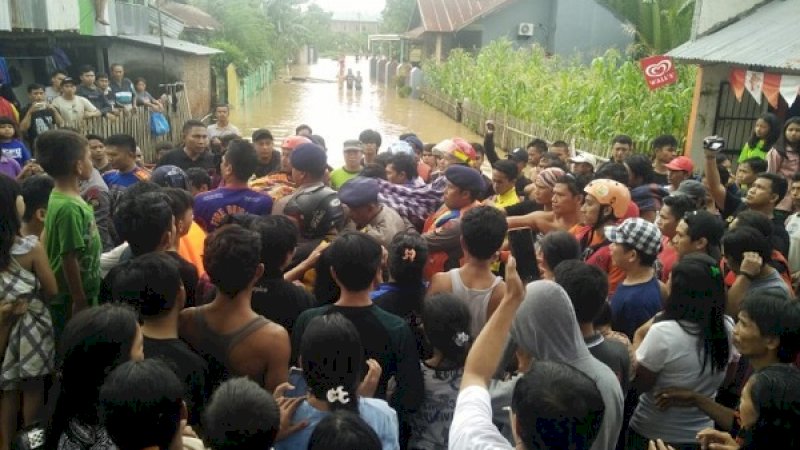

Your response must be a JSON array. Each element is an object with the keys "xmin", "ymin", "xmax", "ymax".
[
  {"xmin": 160, "ymin": 2, "xmax": 220, "ymax": 31},
  {"xmin": 416, "ymin": 0, "xmax": 516, "ymax": 33}
]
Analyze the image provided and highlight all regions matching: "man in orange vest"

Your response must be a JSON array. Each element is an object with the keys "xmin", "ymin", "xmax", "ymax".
[{"xmin": 422, "ymin": 164, "xmax": 485, "ymax": 280}]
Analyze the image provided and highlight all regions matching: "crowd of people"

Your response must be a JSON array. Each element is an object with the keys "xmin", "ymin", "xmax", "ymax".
[{"xmin": 1, "ymin": 103, "xmax": 800, "ymax": 450}]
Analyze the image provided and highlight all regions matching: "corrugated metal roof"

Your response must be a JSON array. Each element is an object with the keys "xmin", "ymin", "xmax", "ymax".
[
  {"xmin": 160, "ymin": 2, "xmax": 220, "ymax": 31},
  {"xmin": 116, "ymin": 34, "xmax": 222, "ymax": 56},
  {"xmin": 416, "ymin": 0, "xmax": 516, "ymax": 33},
  {"xmin": 668, "ymin": 0, "xmax": 800, "ymax": 72}
]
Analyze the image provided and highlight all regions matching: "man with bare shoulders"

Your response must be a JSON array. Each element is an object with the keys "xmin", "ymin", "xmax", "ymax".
[
  {"xmin": 179, "ymin": 224, "xmax": 290, "ymax": 392},
  {"xmin": 507, "ymin": 171, "xmax": 582, "ymax": 235},
  {"xmin": 427, "ymin": 206, "xmax": 507, "ymax": 337}
]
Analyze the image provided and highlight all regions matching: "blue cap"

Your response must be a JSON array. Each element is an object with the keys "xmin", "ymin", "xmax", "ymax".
[
  {"xmin": 150, "ymin": 165, "xmax": 188, "ymax": 189},
  {"xmin": 338, "ymin": 176, "xmax": 378, "ymax": 207},
  {"xmin": 403, "ymin": 135, "xmax": 424, "ymax": 152},
  {"xmin": 445, "ymin": 165, "xmax": 485, "ymax": 192},
  {"xmin": 290, "ymin": 143, "xmax": 327, "ymax": 173}
]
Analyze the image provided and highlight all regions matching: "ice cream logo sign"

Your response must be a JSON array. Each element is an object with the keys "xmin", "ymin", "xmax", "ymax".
[{"xmin": 639, "ymin": 56, "xmax": 678, "ymax": 91}]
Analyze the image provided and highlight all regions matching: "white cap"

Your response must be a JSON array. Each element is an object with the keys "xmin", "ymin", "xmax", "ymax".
[{"xmin": 570, "ymin": 152, "xmax": 597, "ymax": 169}]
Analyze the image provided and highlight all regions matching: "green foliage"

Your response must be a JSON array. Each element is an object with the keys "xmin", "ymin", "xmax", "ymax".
[
  {"xmin": 380, "ymin": 0, "xmax": 416, "ymax": 33},
  {"xmin": 598, "ymin": 0, "xmax": 695, "ymax": 55},
  {"xmin": 426, "ymin": 40, "xmax": 696, "ymax": 146},
  {"xmin": 188, "ymin": 0, "xmax": 335, "ymax": 76},
  {"xmin": 208, "ymin": 39, "xmax": 248, "ymax": 77}
]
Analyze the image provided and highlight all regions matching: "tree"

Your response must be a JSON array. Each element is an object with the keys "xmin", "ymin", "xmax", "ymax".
[
  {"xmin": 598, "ymin": 0, "xmax": 695, "ymax": 55},
  {"xmin": 380, "ymin": 0, "xmax": 415, "ymax": 33}
]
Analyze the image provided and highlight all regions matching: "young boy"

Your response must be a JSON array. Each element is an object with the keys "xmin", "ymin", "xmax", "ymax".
[
  {"xmin": 38, "ymin": 130, "xmax": 102, "ymax": 336},
  {"xmin": 185, "ymin": 167, "xmax": 211, "ymax": 196},
  {"xmin": 606, "ymin": 217, "xmax": 663, "ymax": 340},
  {"xmin": 102, "ymin": 134, "xmax": 150, "ymax": 190},
  {"xmin": 110, "ymin": 252, "xmax": 207, "ymax": 425},
  {"xmin": 19, "ymin": 83, "xmax": 64, "ymax": 146},
  {"xmin": 20, "ymin": 174, "xmax": 54, "ymax": 238},
  {"xmin": 427, "ymin": 205, "xmax": 507, "ymax": 337}
]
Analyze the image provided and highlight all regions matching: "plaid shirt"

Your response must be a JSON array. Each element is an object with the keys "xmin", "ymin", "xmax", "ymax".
[{"xmin": 376, "ymin": 176, "xmax": 445, "ymax": 226}]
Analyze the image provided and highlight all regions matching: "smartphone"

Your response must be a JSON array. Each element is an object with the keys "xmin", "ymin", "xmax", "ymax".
[
  {"xmin": 284, "ymin": 366, "xmax": 308, "ymax": 398},
  {"xmin": 507, "ymin": 227, "xmax": 539, "ymax": 283}
]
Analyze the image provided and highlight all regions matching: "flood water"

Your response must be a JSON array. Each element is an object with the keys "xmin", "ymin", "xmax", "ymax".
[{"xmin": 229, "ymin": 56, "xmax": 481, "ymax": 168}]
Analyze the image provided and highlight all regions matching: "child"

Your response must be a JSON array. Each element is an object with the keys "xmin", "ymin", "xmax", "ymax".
[
  {"xmin": 160, "ymin": 187, "xmax": 200, "ymax": 306},
  {"xmin": 20, "ymin": 174, "xmax": 54, "ymax": 238},
  {"xmin": 0, "ymin": 174, "xmax": 58, "ymax": 450},
  {"xmin": 0, "ymin": 153, "xmax": 20, "ymax": 179},
  {"xmin": 0, "ymin": 116, "xmax": 32, "ymax": 167},
  {"xmin": 408, "ymin": 293, "xmax": 471, "ymax": 450},
  {"xmin": 372, "ymin": 232, "xmax": 428, "ymax": 344},
  {"xmin": 739, "ymin": 113, "xmax": 780, "ymax": 162},
  {"xmin": 109, "ymin": 252, "xmax": 207, "ymax": 425},
  {"xmin": 767, "ymin": 117, "xmax": 800, "ymax": 215},
  {"xmin": 37, "ymin": 130, "xmax": 102, "ymax": 337}
]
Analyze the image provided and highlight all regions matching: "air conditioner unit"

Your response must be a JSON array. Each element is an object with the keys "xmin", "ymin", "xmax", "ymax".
[{"xmin": 518, "ymin": 23, "xmax": 534, "ymax": 37}]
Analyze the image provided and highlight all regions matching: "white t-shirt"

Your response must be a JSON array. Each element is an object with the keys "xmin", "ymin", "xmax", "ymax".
[
  {"xmin": 785, "ymin": 213, "xmax": 800, "ymax": 273},
  {"xmin": 630, "ymin": 318, "xmax": 738, "ymax": 443},
  {"xmin": 207, "ymin": 123, "xmax": 240, "ymax": 138},
  {"xmin": 449, "ymin": 385, "xmax": 514, "ymax": 450},
  {"xmin": 51, "ymin": 95, "xmax": 98, "ymax": 123}
]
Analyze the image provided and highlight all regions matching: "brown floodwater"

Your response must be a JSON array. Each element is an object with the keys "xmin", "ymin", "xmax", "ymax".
[{"xmin": 229, "ymin": 56, "xmax": 481, "ymax": 168}]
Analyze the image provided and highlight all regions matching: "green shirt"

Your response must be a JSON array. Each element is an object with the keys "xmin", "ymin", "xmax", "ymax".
[
  {"xmin": 738, "ymin": 140, "xmax": 768, "ymax": 163},
  {"xmin": 45, "ymin": 190, "xmax": 102, "ymax": 306},
  {"xmin": 330, "ymin": 167, "xmax": 361, "ymax": 190}
]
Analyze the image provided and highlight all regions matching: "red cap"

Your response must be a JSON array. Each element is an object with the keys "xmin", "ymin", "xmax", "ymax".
[{"xmin": 665, "ymin": 156, "xmax": 693, "ymax": 173}]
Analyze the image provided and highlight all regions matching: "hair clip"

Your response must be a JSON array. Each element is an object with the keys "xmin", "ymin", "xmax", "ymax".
[
  {"xmin": 326, "ymin": 386, "xmax": 350, "ymax": 405},
  {"xmin": 402, "ymin": 248, "xmax": 417, "ymax": 262},
  {"xmin": 453, "ymin": 331, "xmax": 470, "ymax": 347}
]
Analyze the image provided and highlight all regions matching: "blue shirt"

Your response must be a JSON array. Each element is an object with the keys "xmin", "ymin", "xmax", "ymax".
[
  {"xmin": 102, "ymin": 166, "xmax": 150, "ymax": 189},
  {"xmin": 611, "ymin": 276, "xmax": 662, "ymax": 339},
  {"xmin": 193, "ymin": 186, "xmax": 273, "ymax": 233},
  {"xmin": 0, "ymin": 139, "xmax": 31, "ymax": 166},
  {"xmin": 274, "ymin": 398, "xmax": 399, "ymax": 450}
]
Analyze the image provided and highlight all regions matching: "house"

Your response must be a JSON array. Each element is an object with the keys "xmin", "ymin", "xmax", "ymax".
[
  {"xmin": 330, "ymin": 10, "xmax": 380, "ymax": 34},
  {"xmin": 159, "ymin": 1, "xmax": 220, "ymax": 43},
  {"xmin": 405, "ymin": 0, "xmax": 633, "ymax": 62},
  {"xmin": 0, "ymin": 0, "xmax": 221, "ymax": 117},
  {"xmin": 668, "ymin": 0, "xmax": 800, "ymax": 165}
]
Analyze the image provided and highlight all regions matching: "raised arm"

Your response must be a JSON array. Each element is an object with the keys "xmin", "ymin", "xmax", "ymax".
[{"xmin": 703, "ymin": 148, "xmax": 727, "ymax": 211}]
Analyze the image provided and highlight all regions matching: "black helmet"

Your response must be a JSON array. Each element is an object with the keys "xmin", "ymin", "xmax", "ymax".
[{"xmin": 284, "ymin": 185, "xmax": 344, "ymax": 239}]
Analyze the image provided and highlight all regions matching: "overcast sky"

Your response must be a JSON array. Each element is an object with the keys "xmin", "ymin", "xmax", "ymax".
[{"xmin": 311, "ymin": 0, "xmax": 386, "ymax": 15}]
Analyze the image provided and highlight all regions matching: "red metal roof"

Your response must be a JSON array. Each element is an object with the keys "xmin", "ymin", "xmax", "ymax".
[{"xmin": 416, "ymin": 0, "xmax": 516, "ymax": 32}]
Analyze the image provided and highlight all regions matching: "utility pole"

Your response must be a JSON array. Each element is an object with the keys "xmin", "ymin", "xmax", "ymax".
[{"xmin": 155, "ymin": 0, "xmax": 167, "ymax": 85}]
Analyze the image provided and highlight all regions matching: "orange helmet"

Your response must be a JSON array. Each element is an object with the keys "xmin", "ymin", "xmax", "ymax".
[
  {"xmin": 281, "ymin": 135, "xmax": 312, "ymax": 150},
  {"xmin": 584, "ymin": 179, "xmax": 631, "ymax": 219}
]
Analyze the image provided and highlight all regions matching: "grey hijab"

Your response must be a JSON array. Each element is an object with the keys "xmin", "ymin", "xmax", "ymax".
[
  {"xmin": 510, "ymin": 280, "xmax": 592, "ymax": 363},
  {"xmin": 492, "ymin": 280, "xmax": 624, "ymax": 450}
]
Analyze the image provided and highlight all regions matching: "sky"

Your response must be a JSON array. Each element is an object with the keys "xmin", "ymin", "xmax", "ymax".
[{"xmin": 311, "ymin": 0, "xmax": 386, "ymax": 15}]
